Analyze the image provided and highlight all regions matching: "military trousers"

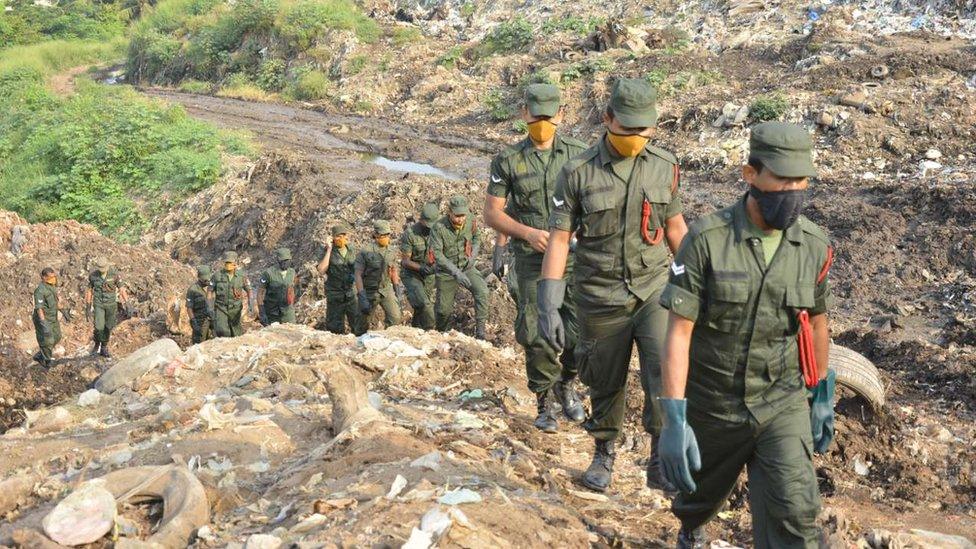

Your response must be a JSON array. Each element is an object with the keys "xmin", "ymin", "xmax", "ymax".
[
  {"xmin": 365, "ymin": 286, "xmax": 401, "ymax": 329},
  {"xmin": 576, "ymin": 293, "xmax": 666, "ymax": 440},
  {"xmin": 214, "ymin": 303, "xmax": 245, "ymax": 337},
  {"xmin": 402, "ymin": 272, "xmax": 435, "ymax": 330},
  {"xmin": 516, "ymin": 255, "xmax": 578, "ymax": 394},
  {"xmin": 326, "ymin": 289, "xmax": 364, "ymax": 335},
  {"xmin": 435, "ymin": 268, "xmax": 488, "ymax": 331},
  {"xmin": 33, "ymin": 315, "xmax": 62, "ymax": 361},
  {"xmin": 673, "ymin": 399, "xmax": 821, "ymax": 548},
  {"xmin": 93, "ymin": 303, "xmax": 118, "ymax": 344},
  {"xmin": 266, "ymin": 304, "xmax": 296, "ymax": 324},
  {"xmin": 190, "ymin": 316, "xmax": 214, "ymax": 344}
]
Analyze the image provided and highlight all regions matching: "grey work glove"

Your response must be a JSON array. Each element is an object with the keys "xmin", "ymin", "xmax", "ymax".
[
  {"xmin": 206, "ymin": 299, "xmax": 215, "ymax": 318},
  {"xmin": 448, "ymin": 264, "xmax": 472, "ymax": 289},
  {"xmin": 657, "ymin": 398, "xmax": 702, "ymax": 494},
  {"xmin": 40, "ymin": 320, "xmax": 52, "ymax": 339},
  {"xmin": 418, "ymin": 264, "xmax": 435, "ymax": 276},
  {"xmin": 358, "ymin": 291, "xmax": 372, "ymax": 314},
  {"xmin": 491, "ymin": 244, "xmax": 508, "ymax": 280},
  {"xmin": 537, "ymin": 278, "xmax": 567, "ymax": 353}
]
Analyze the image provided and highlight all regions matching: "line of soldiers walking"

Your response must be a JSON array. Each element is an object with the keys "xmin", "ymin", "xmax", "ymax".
[{"xmin": 31, "ymin": 76, "xmax": 838, "ymax": 548}]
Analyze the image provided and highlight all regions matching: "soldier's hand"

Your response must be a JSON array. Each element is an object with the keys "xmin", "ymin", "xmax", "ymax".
[
  {"xmin": 537, "ymin": 278, "xmax": 567, "ymax": 353},
  {"xmin": 491, "ymin": 244, "xmax": 508, "ymax": 279},
  {"xmin": 525, "ymin": 228, "xmax": 550, "ymax": 253},
  {"xmin": 454, "ymin": 271, "xmax": 472, "ymax": 289},
  {"xmin": 40, "ymin": 321, "xmax": 52, "ymax": 339},
  {"xmin": 357, "ymin": 291, "xmax": 372, "ymax": 314},
  {"xmin": 809, "ymin": 369, "xmax": 836, "ymax": 454},
  {"xmin": 658, "ymin": 398, "xmax": 701, "ymax": 494},
  {"xmin": 258, "ymin": 307, "xmax": 269, "ymax": 326},
  {"xmin": 419, "ymin": 264, "xmax": 435, "ymax": 277}
]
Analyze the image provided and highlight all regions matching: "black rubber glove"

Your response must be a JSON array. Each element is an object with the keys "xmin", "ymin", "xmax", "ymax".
[
  {"xmin": 809, "ymin": 369, "xmax": 836, "ymax": 454},
  {"xmin": 259, "ymin": 306, "xmax": 269, "ymax": 326},
  {"xmin": 419, "ymin": 264, "xmax": 435, "ymax": 277},
  {"xmin": 658, "ymin": 398, "xmax": 702, "ymax": 494},
  {"xmin": 537, "ymin": 278, "xmax": 566, "ymax": 353},
  {"xmin": 358, "ymin": 291, "xmax": 371, "ymax": 314},
  {"xmin": 491, "ymin": 244, "xmax": 508, "ymax": 279}
]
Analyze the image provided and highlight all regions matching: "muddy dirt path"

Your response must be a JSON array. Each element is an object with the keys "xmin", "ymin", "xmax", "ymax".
[{"xmin": 142, "ymin": 89, "xmax": 493, "ymax": 184}]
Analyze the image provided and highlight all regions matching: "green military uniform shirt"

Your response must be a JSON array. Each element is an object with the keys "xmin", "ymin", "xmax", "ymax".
[
  {"xmin": 487, "ymin": 135, "xmax": 588, "ymax": 259},
  {"xmin": 356, "ymin": 242, "xmax": 397, "ymax": 291},
  {"xmin": 212, "ymin": 269, "xmax": 250, "ymax": 309},
  {"xmin": 399, "ymin": 223, "xmax": 432, "ymax": 277},
  {"xmin": 89, "ymin": 269, "xmax": 121, "ymax": 306},
  {"xmin": 185, "ymin": 281, "xmax": 212, "ymax": 319},
  {"xmin": 34, "ymin": 282, "xmax": 59, "ymax": 321},
  {"xmin": 325, "ymin": 245, "xmax": 357, "ymax": 292},
  {"xmin": 660, "ymin": 196, "xmax": 834, "ymax": 425},
  {"xmin": 429, "ymin": 216, "xmax": 480, "ymax": 271},
  {"xmin": 260, "ymin": 266, "xmax": 297, "ymax": 307},
  {"xmin": 549, "ymin": 137, "xmax": 682, "ymax": 311}
]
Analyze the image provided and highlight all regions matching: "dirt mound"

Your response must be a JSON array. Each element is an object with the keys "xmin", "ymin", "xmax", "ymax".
[{"xmin": 0, "ymin": 211, "xmax": 194, "ymax": 431}]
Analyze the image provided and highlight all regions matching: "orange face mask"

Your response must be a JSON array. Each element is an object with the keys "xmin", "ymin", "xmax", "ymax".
[
  {"xmin": 451, "ymin": 216, "xmax": 465, "ymax": 230},
  {"xmin": 607, "ymin": 131, "xmax": 649, "ymax": 157},
  {"xmin": 333, "ymin": 235, "xmax": 348, "ymax": 248},
  {"xmin": 375, "ymin": 235, "xmax": 391, "ymax": 247},
  {"xmin": 527, "ymin": 119, "xmax": 557, "ymax": 144}
]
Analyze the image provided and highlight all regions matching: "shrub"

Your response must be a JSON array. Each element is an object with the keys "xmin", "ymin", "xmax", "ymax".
[
  {"xmin": 178, "ymin": 79, "xmax": 213, "ymax": 93},
  {"xmin": 345, "ymin": 54, "xmax": 369, "ymax": 76},
  {"xmin": 750, "ymin": 93, "xmax": 789, "ymax": 122},
  {"xmin": 288, "ymin": 69, "xmax": 329, "ymax": 100},
  {"xmin": 541, "ymin": 16, "xmax": 604, "ymax": 36},
  {"xmin": 483, "ymin": 89, "xmax": 516, "ymax": 121},
  {"xmin": 437, "ymin": 45, "xmax": 464, "ymax": 69},
  {"xmin": 479, "ymin": 18, "xmax": 533, "ymax": 56},
  {"xmin": 278, "ymin": 0, "xmax": 380, "ymax": 50},
  {"xmin": 256, "ymin": 58, "xmax": 287, "ymax": 91}
]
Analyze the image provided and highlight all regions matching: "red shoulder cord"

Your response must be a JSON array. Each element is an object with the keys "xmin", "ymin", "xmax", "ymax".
[
  {"xmin": 798, "ymin": 246, "xmax": 835, "ymax": 388},
  {"xmin": 640, "ymin": 164, "xmax": 679, "ymax": 245}
]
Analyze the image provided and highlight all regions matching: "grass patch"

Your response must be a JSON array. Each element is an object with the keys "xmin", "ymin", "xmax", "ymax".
[
  {"xmin": 286, "ymin": 69, "xmax": 329, "ymax": 100},
  {"xmin": 178, "ymin": 79, "xmax": 214, "ymax": 93},
  {"xmin": 483, "ymin": 88, "xmax": 516, "ymax": 121},
  {"xmin": 541, "ymin": 16, "xmax": 604, "ymax": 36},
  {"xmin": 561, "ymin": 56, "xmax": 614, "ymax": 83},
  {"xmin": 0, "ymin": 38, "xmax": 128, "ymax": 80},
  {"xmin": 345, "ymin": 54, "xmax": 369, "ymax": 76},
  {"xmin": 476, "ymin": 17, "xmax": 533, "ymax": 57},
  {"xmin": 0, "ymin": 0, "xmax": 127, "ymax": 47},
  {"xmin": 437, "ymin": 45, "xmax": 464, "ymax": 69},
  {"xmin": 217, "ymin": 82, "xmax": 273, "ymax": 101},
  {"xmin": 390, "ymin": 26, "xmax": 422, "ymax": 46},
  {"xmin": 750, "ymin": 93, "xmax": 789, "ymax": 122}
]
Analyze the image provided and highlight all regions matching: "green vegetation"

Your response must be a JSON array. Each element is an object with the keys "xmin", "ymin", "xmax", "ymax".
[
  {"xmin": 561, "ymin": 56, "xmax": 614, "ymax": 83},
  {"xmin": 511, "ymin": 120, "xmax": 528, "ymax": 133},
  {"xmin": 750, "ymin": 93, "xmax": 790, "ymax": 122},
  {"xmin": 0, "ymin": 0, "xmax": 127, "ymax": 47},
  {"xmin": 477, "ymin": 17, "xmax": 533, "ymax": 57},
  {"xmin": 345, "ymin": 54, "xmax": 369, "ymax": 76},
  {"xmin": 390, "ymin": 26, "xmax": 422, "ymax": 46},
  {"xmin": 643, "ymin": 68, "xmax": 723, "ymax": 97},
  {"xmin": 437, "ymin": 45, "xmax": 464, "ymax": 69},
  {"xmin": 178, "ymin": 79, "xmax": 214, "ymax": 94},
  {"xmin": 0, "ymin": 39, "xmax": 252, "ymax": 240},
  {"xmin": 483, "ymin": 89, "xmax": 516, "ymax": 121},
  {"xmin": 541, "ymin": 15, "xmax": 604, "ymax": 36},
  {"xmin": 286, "ymin": 69, "xmax": 329, "ymax": 100}
]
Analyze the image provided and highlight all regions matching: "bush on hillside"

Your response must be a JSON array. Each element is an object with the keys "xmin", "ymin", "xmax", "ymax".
[{"xmin": 287, "ymin": 69, "xmax": 329, "ymax": 100}]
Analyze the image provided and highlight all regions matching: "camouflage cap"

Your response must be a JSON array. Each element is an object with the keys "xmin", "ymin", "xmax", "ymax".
[
  {"xmin": 609, "ymin": 78, "xmax": 658, "ymax": 128},
  {"xmin": 276, "ymin": 247, "xmax": 292, "ymax": 260},
  {"xmin": 222, "ymin": 250, "xmax": 238, "ymax": 263},
  {"xmin": 331, "ymin": 222, "xmax": 353, "ymax": 237},
  {"xmin": 749, "ymin": 122, "xmax": 817, "ymax": 178},
  {"xmin": 448, "ymin": 195, "xmax": 469, "ymax": 215},
  {"xmin": 373, "ymin": 220, "xmax": 392, "ymax": 235},
  {"xmin": 525, "ymin": 83, "xmax": 561, "ymax": 118},
  {"xmin": 95, "ymin": 257, "xmax": 110, "ymax": 270},
  {"xmin": 196, "ymin": 265, "xmax": 212, "ymax": 279},
  {"xmin": 421, "ymin": 202, "xmax": 440, "ymax": 222}
]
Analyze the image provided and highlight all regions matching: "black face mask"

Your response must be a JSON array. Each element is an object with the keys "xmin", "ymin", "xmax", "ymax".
[
  {"xmin": 278, "ymin": 259, "xmax": 292, "ymax": 269},
  {"xmin": 748, "ymin": 186, "xmax": 806, "ymax": 230}
]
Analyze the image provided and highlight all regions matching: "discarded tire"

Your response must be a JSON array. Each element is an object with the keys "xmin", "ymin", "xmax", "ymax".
[{"xmin": 830, "ymin": 344, "xmax": 886, "ymax": 410}]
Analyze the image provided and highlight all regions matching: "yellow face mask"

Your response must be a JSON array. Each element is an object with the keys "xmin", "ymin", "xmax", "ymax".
[
  {"xmin": 607, "ymin": 131, "xmax": 649, "ymax": 157},
  {"xmin": 375, "ymin": 235, "xmax": 391, "ymax": 247},
  {"xmin": 333, "ymin": 235, "xmax": 348, "ymax": 248},
  {"xmin": 451, "ymin": 216, "xmax": 465, "ymax": 230},
  {"xmin": 527, "ymin": 119, "xmax": 557, "ymax": 144},
  {"xmin": 224, "ymin": 262, "xmax": 236, "ymax": 273},
  {"xmin": 44, "ymin": 275, "xmax": 57, "ymax": 286}
]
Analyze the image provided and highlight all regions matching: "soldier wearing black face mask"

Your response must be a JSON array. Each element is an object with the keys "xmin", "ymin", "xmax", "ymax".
[{"xmin": 258, "ymin": 248, "xmax": 298, "ymax": 325}]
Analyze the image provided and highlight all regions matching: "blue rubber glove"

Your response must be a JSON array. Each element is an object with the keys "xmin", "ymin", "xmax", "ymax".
[
  {"xmin": 657, "ymin": 398, "xmax": 701, "ymax": 493},
  {"xmin": 809, "ymin": 369, "xmax": 835, "ymax": 454},
  {"xmin": 536, "ymin": 278, "xmax": 566, "ymax": 353}
]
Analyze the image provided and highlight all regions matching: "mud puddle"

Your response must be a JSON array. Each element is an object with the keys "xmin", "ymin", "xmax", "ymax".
[{"xmin": 361, "ymin": 153, "xmax": 461, "ymax": 180}]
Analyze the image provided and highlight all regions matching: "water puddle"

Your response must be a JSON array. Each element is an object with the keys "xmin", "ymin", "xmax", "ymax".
[{"xmin": 362, "ymin": 153, "xmax": 461, "ymax": 180}]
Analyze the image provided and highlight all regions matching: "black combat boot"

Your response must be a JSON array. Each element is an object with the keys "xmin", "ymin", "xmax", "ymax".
[
  {"xmin": 581, "ymin": 438, "xmax": 616, "ymax": 492},
  {"xmin": 533, "ymin": 390, "xmax": 558, "ymax": 433},
  {"xmin": 552, "ymin": 378, "xmax": 585, "ymax": 422},
  {"xmin": 647, "ymin": 436, "xmax": 677, "ymax": 492},
  {"xmin": 99, "ymin": 343, "xmax": 111, "ymax": 358},
  {"xmin": 676, "ymin": 527, "xmax": 707, "ymax": 549},
  {"xmin": 32, "ymin": 352, "xmax": 45, "ymax": 365},
  {"xmin": 474, "ymin": 320, "xmax": 487, "ymax": 340},
  {"xmin": 90, "ymin": 341, "xmax": 101, "ymax": 356}
]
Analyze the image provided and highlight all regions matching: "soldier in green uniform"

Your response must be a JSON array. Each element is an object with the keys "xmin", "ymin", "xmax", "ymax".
[
  {"xmin": 657, "ymin": 122, "xmax": 835, "ymax": 549},
  {"xmin": 485, "ymin": 83, "xmax": 589, "ymax": 432},
  {"xmin": 258, "ymin": 248, "xmax": 298, "ymax": 325},
  {"xmin": 399, "ymin": 203, "xmax": 439, "ymax": 330},
  {"xmin": 430, "ymin": 195, "xmax": 489, "ymax": 340},
  {"xmin": 186, "ymin": 265, "xmax": 214, "ymax": 344},
  {"xmin": 212, "ymin": 251, "xmax": 253, "ymax": 337},
  {"xmin": 317, "ymin": 222, "xmax": 365, "ymax": 335},
  {"xmin": 355, "ymin": 220, "xmax": 403, "ymax": 329},
  {"xmin": 541, "ymin": 78, "xmax": 689, "ymax": 492},
  {"xmin": 85, "ymin": 257, "xmax": 130, "ymax": 358},
  {"xmin": 33, "ymin": 267, "xmax": 69, "ymax": 368}
]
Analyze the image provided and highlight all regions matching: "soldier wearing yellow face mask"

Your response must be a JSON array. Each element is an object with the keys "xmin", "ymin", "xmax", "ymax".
[
  {"xmin": 485, "ymin": 83, "xmax": 590, "ymax": 432},
  {"xmin": 355, "ymin": 220, "xmax": 403, "ymax": 329},
  {"xmin": 541, "ymin": 77, "xmax": 689, "ymax": 492}
]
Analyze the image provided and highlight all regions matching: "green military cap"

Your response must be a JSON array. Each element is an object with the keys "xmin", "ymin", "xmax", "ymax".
[
  {"xmin": 373, "ymin": 220, "xmax": 392, "ymax": 235},
  {"xmin": 525, "ymin": 83, "xmax": 561, "ymax": 118},
  {"xmin": 448, "ymin": 195, "xmax": 469, "ymax": 215},
  {"xmin": 421, "ymin": 202, "xmax": 440, "ymax": 222},
  {"xmin": 749, "ymin": 122, "xmax": 817, "ymax": 178},
  {"xmin": 95, "ymin": 257, "xmax": 110, "ymax": 270},
  {"xmin": 276, "ymin": 247, "xmax": 292, "ymax": 260},
  {"xmin": 331, "ymin": 222, "xmax": 352, "ymax": 236},
  {"xmin": 610, "ymin": 78, "xmax": 658, "ymax": 128},
  {"xmin": 196, "ymin": 265, "xmax": 212, "ymax": 279},
  {"xmin": 222, "ymin": 250, "xmax": 238, "ymax": 263}
]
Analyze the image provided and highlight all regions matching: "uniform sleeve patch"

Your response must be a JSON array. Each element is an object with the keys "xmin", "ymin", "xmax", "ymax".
[{"xmin": 670, "ymin": 262, "xmax": 686, "ymax": 276}]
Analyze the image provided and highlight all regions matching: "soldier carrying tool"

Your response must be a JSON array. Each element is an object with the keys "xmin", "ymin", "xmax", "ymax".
[{"xmin": 430, "ymin": 196, "xmax": 490, "ymax": 340}]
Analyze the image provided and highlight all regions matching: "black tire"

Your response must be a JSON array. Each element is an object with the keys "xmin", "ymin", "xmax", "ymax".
[{"xmin": 830, "ymin": 344, "xmax": 886, "ymax": 409}]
